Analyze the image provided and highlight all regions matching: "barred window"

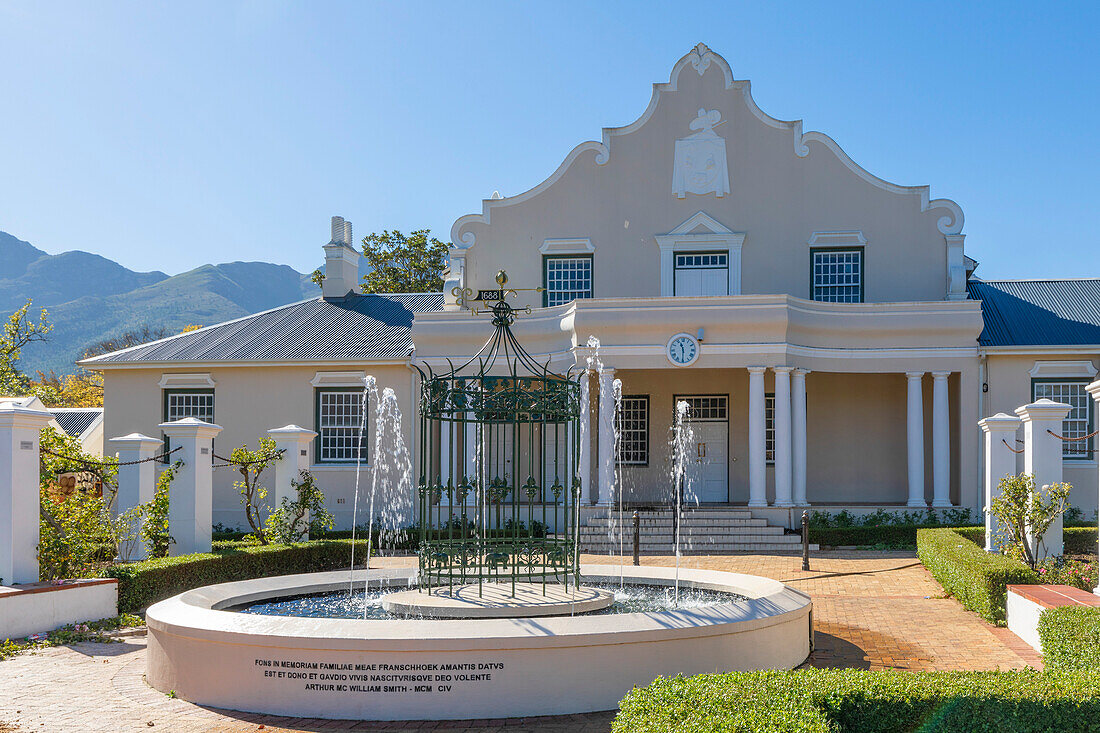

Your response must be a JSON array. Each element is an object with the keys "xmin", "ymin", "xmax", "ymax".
[
  {"xmin": 678, "ymin": 396, "xmax": 727, "ymax": 421},
  {"xmin": 812, "ymin": 249, "xmax": 863, "ymax": 303},
  {"xmin": 1033, "ymin": 381, "xmax": 1094, "ymax": 459},
  {"xmin": 165, "ymin": 390, "xmax": 214, "ymax": 422},
  {"xmin": 765, "ymin": 393, "xmax": 776, "ymax": 464},
  {"xmin": 617, "ymin": 396, "xmax": 649, "ymax": 465},
  {"xmin": 317, "ymin": 389, "xmax": 367, "ymax": 462},
  {"xmin": 162, "ymin": 389, "xmax": 214, "ymax": 463},
  {"xmin": 675, "ymin": 253, "xmax": 727, "ymax": 269},
  {"xmin": 544, "ymin": 256, "xmax": 593, "ymax": 307}
]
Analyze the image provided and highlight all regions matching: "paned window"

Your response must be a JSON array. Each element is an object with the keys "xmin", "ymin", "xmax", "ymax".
[
  {"xmin": 316, "ymin": 389, "xmax": 367, "ymax": 462},
  {"xmin": 1033, "ymin": 380, "xmax": 1094, "ymax": 459},
  {"xmin": 675, "ymin": 253, "xmax": 727, "ymax": 269},
  {"xmin": 812, "ymin": 248, "xmax": 863, "ymax": 303},
  {"xmin": 162, "ymin": 389, "xmax": 214, "ymax": 462},
  {"xmin": 617, "ymin": 396, "xmax": 649, "ymax": 465},
  {"xmin": 544, "ymin": 256, "xmax": 593, "ymax": 307},
  {"xmin": 765, "ymin": 393, "xmax": 776, "ymax": 464},
  {"xmin": 678, "ymin": 396, "xmax": 727, "ymax": 421}
]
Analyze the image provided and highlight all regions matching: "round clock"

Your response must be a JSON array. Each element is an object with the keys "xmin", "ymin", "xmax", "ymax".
[{"xmin": 666, "ymin": 332, "xmax": 700, "ymax": 367}]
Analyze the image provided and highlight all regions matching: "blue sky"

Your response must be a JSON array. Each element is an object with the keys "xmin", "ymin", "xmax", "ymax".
[{"xmin": 1, "ymin": 1, "xmax": 1096, "ymax": 279}]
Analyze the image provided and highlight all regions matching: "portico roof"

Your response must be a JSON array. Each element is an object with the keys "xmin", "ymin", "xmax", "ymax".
[{"xmin": 968, "ymin": 278, "xmax": 1100, "ymax": 347}]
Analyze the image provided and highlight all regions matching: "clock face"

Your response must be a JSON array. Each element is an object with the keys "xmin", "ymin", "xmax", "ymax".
[{"xmin": 667, "ymin": 334, "xmax": 699, "ymax": 366}]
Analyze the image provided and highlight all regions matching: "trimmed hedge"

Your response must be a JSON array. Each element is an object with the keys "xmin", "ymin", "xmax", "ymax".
[
  {"xmin": 1038, "ymin": 606, "xmax": 1100, "ymax": 671},
  {"xmin": 916, "ymin": 528, "xmax": 1037, "ymax": 625},
  {"xmin": 101, "ymin": 539, "xmax": 370, "ymax": 612},
  {"xmin": 811, "ymin": 524, "xmax": 983, "ymax": 549},
  {"xmin": 614, "ymin": 668, "xmax": 1100, "ymax": 733},
  {"xmin": 1066, "ymin": 526, "xmax": 1099, "ymax": 556}
]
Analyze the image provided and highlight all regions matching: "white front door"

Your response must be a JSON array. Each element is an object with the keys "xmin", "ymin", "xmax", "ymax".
[{"xmin": 684, "ymin": 421, "xmax": 728, "ymax": 503}]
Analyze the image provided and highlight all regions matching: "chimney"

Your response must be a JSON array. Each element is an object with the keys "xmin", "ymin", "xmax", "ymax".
[{"xmin": 322, "ymin": 215, "xmax": 361, "ymax": 299}]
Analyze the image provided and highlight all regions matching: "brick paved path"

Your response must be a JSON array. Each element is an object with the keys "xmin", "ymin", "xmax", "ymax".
[{"xmin": 0, "ymin": 552, "xmax": 1041, "ymax": 732}]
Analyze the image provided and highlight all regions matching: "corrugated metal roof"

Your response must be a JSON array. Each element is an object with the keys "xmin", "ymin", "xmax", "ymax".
[
  {"xmin": 967, "ymin": 279, "xmax": 1100, "ymax": 346},
  {"xmin": 83, "ymin": 292, "xmax": 445, "ymax": 364},
  {"xmin": 50, "ymin": 409, "xmax": 102, "ymax": 436}
]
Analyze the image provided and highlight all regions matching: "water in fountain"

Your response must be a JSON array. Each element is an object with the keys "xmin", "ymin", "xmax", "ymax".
[
  {"xmin": 361, "ymin": 386, "xmax": 413, "ymax": 617},
  {"xmin": 348, "ymin": 377, "xmax": 376, "ymax": 595},
  {"xmin": 671, "ymin": 400, "xmax": 695, "ymax": 602}
]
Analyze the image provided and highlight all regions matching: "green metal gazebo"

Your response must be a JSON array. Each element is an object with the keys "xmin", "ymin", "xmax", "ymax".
[{"xmin": 414, "ymin": 287, "xmax": 582, "ymax": 597}]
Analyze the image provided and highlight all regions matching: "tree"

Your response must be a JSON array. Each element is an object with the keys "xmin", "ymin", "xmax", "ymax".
[
  {"xmin": 31, "ymin": 369, "xmax": 104, "ymax": 408},
  {"xmin": 231, "ymin": 438, "xmax": 283, "ymax": 545},
  {"xmin": 990, "ymin": 473, "xmax": 1072, "ymax": 569},
  {"xmin": 1, "ymin": 300, "xmax": 52, "ymax": 395},
  {"xmin": 360, "ymin": 229, "xmax": 449, "ymax": 293},
  {"xmin": 82, "ymin": 325, "xmax": 172, "ymax": 359},
  {"xmin": 264, "ymin": 470, "xmax": 335, "ymax": 543}
]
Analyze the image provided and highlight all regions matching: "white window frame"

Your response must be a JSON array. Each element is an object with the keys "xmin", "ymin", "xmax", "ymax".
[
  {"xmin": 617, "ymin": 395, "xmax": 649, "ymax": 465},
  {"xmin": 765, "ymin": 393, "xmax": 776, "ymax": 464},
  {"xmin": 543, "ymin": 255, "xmax": 593, "ymax": 307},
  {"xmin": 1032, "ymin": 379, "xmax": 1095, "ymax": 461},
  {"xmin": 657, "ymin": 212, "xmax": 743, "ymax": 297},
  {"xmin": 315, "ymin": 388, "xmax": 367, "ymax": 464}
]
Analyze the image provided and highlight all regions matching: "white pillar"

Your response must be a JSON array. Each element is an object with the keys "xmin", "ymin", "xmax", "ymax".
[
  {"xmin": 931, "ymin": 371, "xmax": 952, "ymax": 507},
  {"xmin": 597, "ymin": 368, "xmax": 616, "ymax": 505},
  {"xmin": 0, "ymin": 402, "xmax": 54, "ymax": 585},
  {"xmin": 1016, "ymin": 399, "xmax": 1071, "ymax": 561},
  {"xmin": 111, "ymin": 433, "xmax": 163, "ymax": 561},
  {"xmin": 266, "ymin": 424, "xmax": 316, "ymax": 503},
  {"xmin": 160, "ymin": 417, "xmax": 222, "ymax": 556},
  {"xmin": 747, "ymin": 366, "xmax": 767, "ymax": 507},
  {"xmin": 579, "ymin": 370, "xmax": 593, "ymax": 504},
  {"xmin": 978, "ymin": 413, "xmax": 1021, "ymax": 552},
  {"xmin": 906, "ymin": 372, "xmax": 926, "ymax": 507},
  {"xmin": 773, "ymin": 367, "xmax": 793, "ymax": 507},
  {"xmin": 1088, "ymin": 380, "xmax": 1100, "ymax": 595},
  {"xmin": 792, "ymin": 368, "xmax": 808, "ymax": 506}
]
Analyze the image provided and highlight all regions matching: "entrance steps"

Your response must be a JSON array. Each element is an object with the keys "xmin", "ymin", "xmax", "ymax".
[{"xmin": 577, "ymin": 507, "xmax": 818, "ymax": 554}]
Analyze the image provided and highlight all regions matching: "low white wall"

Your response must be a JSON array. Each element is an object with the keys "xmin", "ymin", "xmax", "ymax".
[
  {"xmin": 1006, "ymin": 588, "xmax": 1044, "ymax": 652},
  {"xmin": 0, "ymin": 580, "xmax": 118, "ymax": 641}
]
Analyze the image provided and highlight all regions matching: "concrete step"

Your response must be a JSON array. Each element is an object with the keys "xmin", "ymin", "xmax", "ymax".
[
  {"xmin": 599, "ymin": 510, "xmax": 755, "ymax": 519},
  {"xmin": 579, "ymin": 527, "xmax": 789, "ymax": 538},
  {"xmin": 580, "ymin": 543, "xmax": 819, "ymax": 554},
  {"xmin": 586, "ymin": 518, "xmax": 770, "ymax": 528},
  {"xmin": 580, "ymin": 534, "xmax": 805, "ymax": 546}
]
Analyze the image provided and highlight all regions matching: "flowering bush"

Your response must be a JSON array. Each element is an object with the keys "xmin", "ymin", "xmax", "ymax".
[{"xmin": 1035, "ymin": 556, "xmax": 1098, "ymax": 591}]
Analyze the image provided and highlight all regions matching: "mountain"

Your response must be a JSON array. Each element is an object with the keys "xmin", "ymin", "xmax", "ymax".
[{"xmin": 2, "ymin": 231, "xmax": 325, "ymax": 375}]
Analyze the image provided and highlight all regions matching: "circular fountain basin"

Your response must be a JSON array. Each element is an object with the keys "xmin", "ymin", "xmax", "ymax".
[
  {"xmin": 145, "ymin": 564, "xmax": 811, "ymax": 721},
  {"xmin": 382, "ymin": 581, "xmax": 614, "ymax": 619}
]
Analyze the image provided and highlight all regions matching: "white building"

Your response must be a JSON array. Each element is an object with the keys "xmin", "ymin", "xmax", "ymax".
[{"xmin": 83, "ymin": 45, "xmax": 1100, "ymax": 534}]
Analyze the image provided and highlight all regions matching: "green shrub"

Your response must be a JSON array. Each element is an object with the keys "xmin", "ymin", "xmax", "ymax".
[
  {"xmin": 614, "ymin": 668, "xmax": 1100, "ymax": 733},
  {"xmin": 1066, "ymin": 526, "xmax": 1099, "ymax": 555},
  {"xmin": 916, "ymin": 528, "xmax": 1038, "ymax": 624},
  {"xmin": 811, "ymin": 524, "xmax": 983, "ymax": 549},
  {"xmin": 101, "ymin": 539, "xmax": 372, "ymax": 612},
  {"xmin": 1038, "ymin": 607, "xmax": 1100, "ymax": 671}
]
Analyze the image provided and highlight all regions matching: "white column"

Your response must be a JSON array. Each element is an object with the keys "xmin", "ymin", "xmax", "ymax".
[
  {"xmin": 931, "ymin": 371, "xmax": 952, "ymax": 507},
  {"xmin": 0, "ymin": 402, "xmax": 54, "ymax": 585},
  {"xmin": 1016, "ymin": 399, "xmax": 1071, "ymax": 561},
  {"xmin": 773, "ymin": 367, "xmax": 793, "ymax": 507},
  {"xmin": 792, "ymin": 368, "xmax": 809, "ymax": 506},
  {"xmin": 906, "ymin": 372, "xmax": 926, "ymax": 507},
  {"xmin": 1088, "ymin": 381, "xmax": 1100, "ymax": 595},
  {"xmin": 160, "ymin": 417, "xmax": 223, "ymax": 556},
  {"xmin": 578, "ymin": 370, "xmax": 593, "ymax": 504},
  {"xmin": 111, "ymin": 433, "xmax": 163, "ymax": 561},
  {"xmin": 597, "ymin": 368, "xmax": 616, "ymax": 505},
  {"xmin": 266, "ymin": 424, "xmax": 316, "ymax": 502},
  {"xmin": 747, "ymin": 366, "xmax": 767, "ymax": 507},
  {"xmin": 978, "ymin": 413, "xmax": 1022, "ymax": 552}
]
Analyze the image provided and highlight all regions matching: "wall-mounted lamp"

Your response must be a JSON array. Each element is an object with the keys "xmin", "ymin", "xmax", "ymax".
[
  {"xmin": 982, "ymin": 383, "xmax": 989, "ymax": 393},
  {"xmin": 696, "ymin": 327, "xmax": 705, "ymax": 342}
]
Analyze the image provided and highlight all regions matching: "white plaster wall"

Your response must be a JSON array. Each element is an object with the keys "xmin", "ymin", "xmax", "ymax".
[
  {"xmin": 103, "ymin": 365, "xmax": 418, "ymax": 530},
  {"xmin": 984, "ymin": 354, "xmax": 1100, "ymax": 516},
  {"xmin": 0, "ymin": 582, "xmax": 118, "ymax": 640},
  {"xmin": 453, "ymin": 48, "xmax": 960, "ymax": 311}
]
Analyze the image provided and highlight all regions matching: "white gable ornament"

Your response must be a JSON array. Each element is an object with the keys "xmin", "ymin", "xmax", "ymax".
[{"xmin": 673, "ymin": 108, "xmax": 730, "ymax": 199}]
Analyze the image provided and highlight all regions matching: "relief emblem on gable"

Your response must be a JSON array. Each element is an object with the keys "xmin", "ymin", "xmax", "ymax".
[{"xmin": 672, "ymin": 108, "xmax": 730, "ymax": 199}]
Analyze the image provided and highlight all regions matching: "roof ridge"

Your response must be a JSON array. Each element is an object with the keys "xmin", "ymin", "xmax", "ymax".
[{"xmin": 974, "ymin": 277, "xmax": 1100, "ymax": 284}]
